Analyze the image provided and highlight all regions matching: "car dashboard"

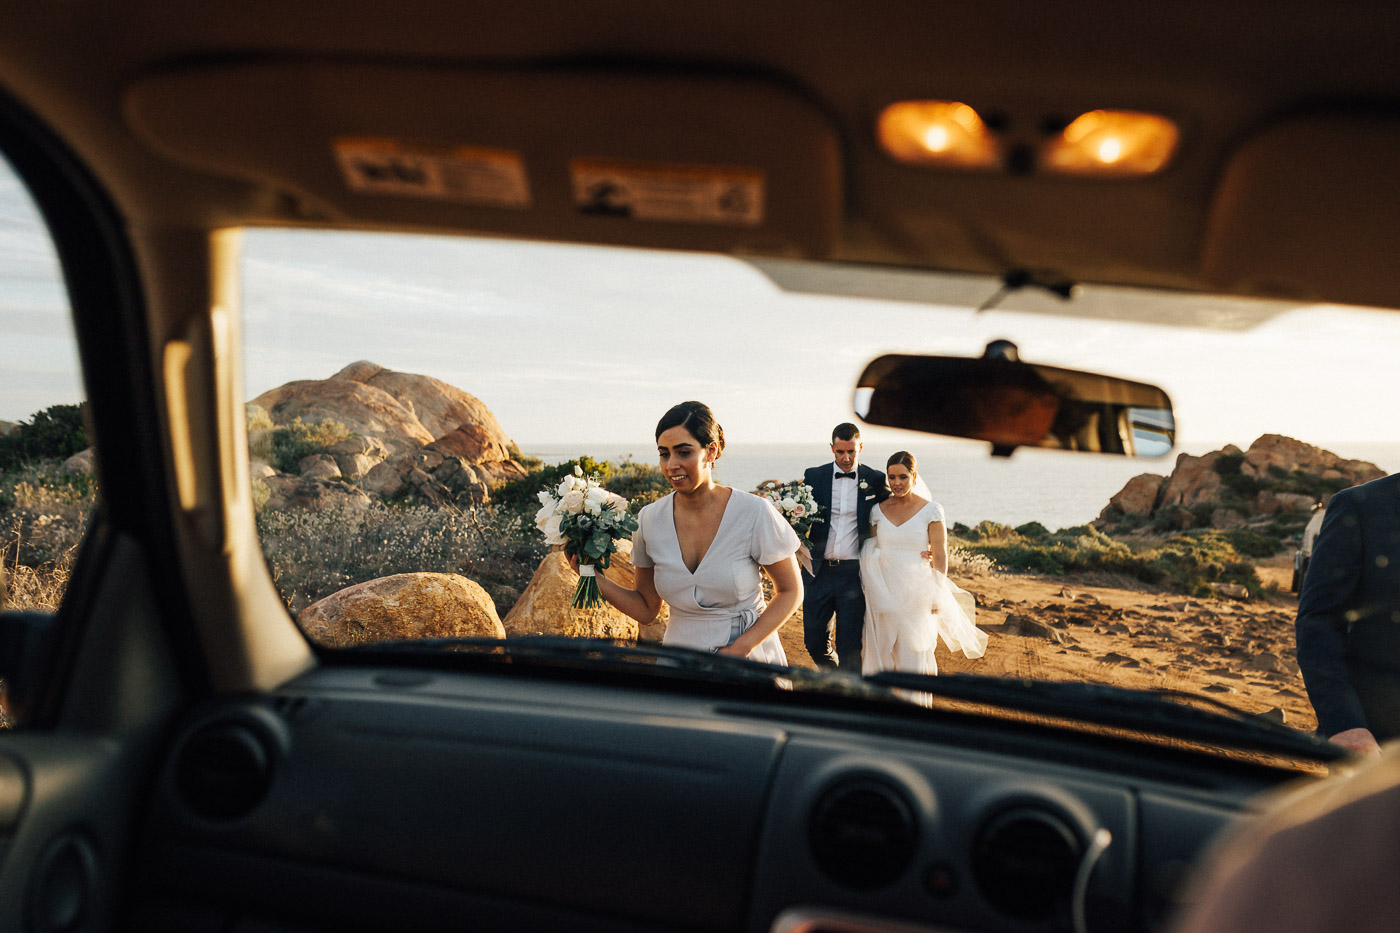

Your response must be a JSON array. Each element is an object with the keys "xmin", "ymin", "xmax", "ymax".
[{"xmin": 128, "ymin": 663, "xmax": 1302, "ymax": 933}]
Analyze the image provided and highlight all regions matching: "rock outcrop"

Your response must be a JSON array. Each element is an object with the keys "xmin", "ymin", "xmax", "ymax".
[
  {"xmin": 1156, "ymin": 446, "xmax": 1236, "ymax": 509},
  {"xmin": 61, "ymin": 448, "xmax": 95, "ymax": 475},
  {"xmin": 297, "ymin": 572, "xmax": 506, "ymax": 648},
  {"xmin": 251, "ymin": 375, "xmax": 434, "ymax": 457},
  {"xmin": 1097, "ymin": 435, "xmax": 1385, "ymax": 532},
  {"xmin": 1106, "ymin": 473, "xmax": 1166, "ymax": 516},
  {"xmin": 250, "ymin": 361, "xmax": 529, "ymax": 507},
  {"xmin": 502, "ymin": 541, "xmax": 668, "ymax": 643},
  {"xmin": 1240, "ymin": 434, "xmax": 1384, "ymax": 485}
]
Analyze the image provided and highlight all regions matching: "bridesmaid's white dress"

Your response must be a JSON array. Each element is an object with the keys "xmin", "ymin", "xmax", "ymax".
[
  {"xmin": 631, "ymin": 490, "xmax": 797, "ymax": 665},
  {"xmin": 859, "ymin": 500, "xmax": 988, "ymax": 676}
]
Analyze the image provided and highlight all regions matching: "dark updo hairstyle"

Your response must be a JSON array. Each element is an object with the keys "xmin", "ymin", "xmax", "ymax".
[
  {"xmin": 656, "ymin": 401, "xmax": 726, "ymax": 460},
  {"xmin": 887, "ymin": 450, "xmax": 917, "ymax": 474}
]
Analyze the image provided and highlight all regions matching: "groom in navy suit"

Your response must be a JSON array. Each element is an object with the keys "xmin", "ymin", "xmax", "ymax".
[{"xmin": 802, "ymin": 423, "xmax": 889, "ymax": 670}]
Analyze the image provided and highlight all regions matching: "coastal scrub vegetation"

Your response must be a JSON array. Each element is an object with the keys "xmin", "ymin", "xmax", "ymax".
[
  {"xmin": 256, "ymin": 456, "xmax": 672, "ymax": 613},
  {"xmin": 0, "ymin": 460, "xmax": 95, "ymax": 635},
  {"xmin": 256, "ymin": 497, "xmax": 543, "ymax": 613},
  {"xmin": 953, "ymin": 522, "xmax": 1265, "ymax": 597},
  {"xmin": 254, "ymin": 417, "xmax": 353, "ymax": 474},
  {"xmin": 0, "ymin": 404, "xmax": 89, "ymax": 471},
  {"xmin": 491, "ymin": 456, "xmax": 671, "ymax": 513}
]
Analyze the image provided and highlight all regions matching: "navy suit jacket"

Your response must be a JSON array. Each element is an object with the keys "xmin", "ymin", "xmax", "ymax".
[
  {"xmin": 1296, "ymin": 473, "xmax": 1400, "ymax": 737},
  {"xmin": 802, "ymin": 462, "xmax": 889, "ymax": 578}
]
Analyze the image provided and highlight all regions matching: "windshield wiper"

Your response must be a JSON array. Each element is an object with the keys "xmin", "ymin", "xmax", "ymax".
[
  {"xmin": 342, "ymin": 635, "xmax": 885, "ymax": 696},
  {"xmin": 866, "ymin": 671, "xmax": 1344, "ymax": 761}
]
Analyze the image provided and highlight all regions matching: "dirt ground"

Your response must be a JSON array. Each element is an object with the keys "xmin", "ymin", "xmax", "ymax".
[{"xmin": 777, "ymin": 553, "xmax": 1317, "ymax": 734}]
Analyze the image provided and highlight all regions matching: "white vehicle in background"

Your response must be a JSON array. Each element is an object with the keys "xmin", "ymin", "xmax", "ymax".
[{"xmin": 1293, "ymin": 505, "xmax": 1328, "ymax": 593}]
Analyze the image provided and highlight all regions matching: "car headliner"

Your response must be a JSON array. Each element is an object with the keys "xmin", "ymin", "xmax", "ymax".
[{"xmin": 2, "ymin": 0, "xmax": 1400, "ymax": 309}]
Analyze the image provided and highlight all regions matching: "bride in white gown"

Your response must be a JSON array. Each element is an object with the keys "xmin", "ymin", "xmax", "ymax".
[{"xmin": 860, "ymin": 450, "xmax": 988, "ymax": 675}]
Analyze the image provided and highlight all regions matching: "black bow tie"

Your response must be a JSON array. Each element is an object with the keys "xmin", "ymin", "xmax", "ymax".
[{"xmin": 835, "ymin": 471, "xmax": 856, "ymax": 479}]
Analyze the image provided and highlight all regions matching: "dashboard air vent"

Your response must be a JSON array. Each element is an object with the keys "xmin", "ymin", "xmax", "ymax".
[
  {"xmin": 172, "ymin": 721, "xmax": 275, "ymax": 820},
  {"xmin": 971, "ymin": 806, "xmax": 1083, "ymax": 921},
  {"xmin": 809, "ymin": 778, "xmax": 918, "ymax": 889}
]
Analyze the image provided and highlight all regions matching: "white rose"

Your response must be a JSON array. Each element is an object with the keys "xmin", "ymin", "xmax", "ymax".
[
  {"xmin": 607, "ymin": 492, "xmax": 629, "ymax": 512},
  {"xmin": 781, "ymin": 496, "xmax": 798, "ymax": 512},
  {"xmin": 542, "ymin": 513, "xmax": 565, "ymax": 545},
  {"xmin": 557, "ymin": 477, "xmax": 575, "ymax": 497},
  {"xmin": 585, "ymin": 485, "xmax": 609, "ymax": 504},
  {"xmin": 537, "ymin": 489, "xmax": 554, "ymax": 506},
  {"xmin": 584, "ymin": 498, "xmax": 603, "ymax": 516},
  {"xmin": 534, "ymin": 502, "xmax": 557, "ymax": 526},
  {"xmin": 574, "ymin": 464, "xmax": 584, "ymax": 476},
  {"xmin": 561, "ymin": 489, "xmax": 586, "ymax": 513}
]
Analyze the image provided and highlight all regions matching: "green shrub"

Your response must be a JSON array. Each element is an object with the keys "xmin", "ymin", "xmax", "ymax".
[
  {"xmin": 1221, "ymin": 472, "xmax": 1260, "ymax": 498},
  {"xmin": 1014, "ymin": 521, "xmax": 1050, "ymax": 539},
  {"xmin": 605, "ymin": 459, "xmax": 672, "ymax": 510},
  {"xmin": 960, "ymin": 524, "xmax": 1264, "ymax": 594},
  {"xmin": 1213, "ymin": 452, "xmax": 1245, "ymax": 475},
  {"xmin": 268, "ymin": 418, "xmax": 351, "ymax": 474},
  {"xmin": 246, "ymin": 404, "xmax": 275, "ymax": 433},
  {"xmin": 974, "ymin": 543, "xmax": 1066, "ymax": 575},
  {"xmin": 257, "ymin": 497, "xmax": 543, "ymax": 613},
  {"xmin": 492, "ymin": 456, "xmax": 669, "ymax": 513},
  {"xmin": 967, "ymin": 520, "xmax": 1015, "ymax": 541},
  {"xmin": 491, "ymin": 456, "xmax": 614, "ymax": 511},
  {"xmin": 0, "ymin": 404, "xmax": 89, "ymax": 471},
  {"xmin": 1222, "ymin": 529, "xmax": 1283, "ymax": 558}
]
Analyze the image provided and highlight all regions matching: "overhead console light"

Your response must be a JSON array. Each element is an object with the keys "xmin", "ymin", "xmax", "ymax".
[
  {"xmin": 1043, "ymin": 110, "xmax": 1179, "ymax": 177},
  {"xmin": 877, "ymin": 101, "xmax": 1000, "ymax": 169}
]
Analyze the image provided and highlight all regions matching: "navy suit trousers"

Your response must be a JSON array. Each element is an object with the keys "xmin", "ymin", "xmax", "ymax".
[{"xmin": 803, "ymin": 561, "xmax": 865, "ymax": 670}]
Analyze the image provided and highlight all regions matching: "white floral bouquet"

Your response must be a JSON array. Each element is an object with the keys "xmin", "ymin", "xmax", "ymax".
[
  {"xmin": 758, "ymin": 480, "xmax": 823, "ymax": 572},
  {"xmin": 534, "ymin": 465, "xmax": 639, "ymax": 609}
]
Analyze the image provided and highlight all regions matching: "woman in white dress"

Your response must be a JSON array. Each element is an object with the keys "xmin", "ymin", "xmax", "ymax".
[
  {"xmin": 860, "ymin": 450, "xmax": 988, "ymax": 675},
  {"xmin": 572, "ymin": 401, "xmax": 801, "ymax": 663}
]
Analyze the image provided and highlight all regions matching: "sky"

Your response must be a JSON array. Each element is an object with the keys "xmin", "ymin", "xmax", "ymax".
[{"xmin": 4, "ymin": 155, "xmax": 1400, "ymax": 461}]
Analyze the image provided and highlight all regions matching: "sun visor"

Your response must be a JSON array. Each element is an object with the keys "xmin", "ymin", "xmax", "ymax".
[
  {"xmin": 122, "ymin": 64, "xmax": 842, "ymax": 257},
  {"xmin": 1204, "ymin": 115, "xmax": 1400, "ymax": 309}
]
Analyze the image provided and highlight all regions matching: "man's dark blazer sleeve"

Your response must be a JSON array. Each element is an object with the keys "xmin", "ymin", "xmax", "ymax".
[
  {"xmin": 1296, "ymin": 489, "xmax": 1369, "ymax": 737},
  {"xmin": 804, "ymin": 465, "xmax": 831, "ymax": 577}
]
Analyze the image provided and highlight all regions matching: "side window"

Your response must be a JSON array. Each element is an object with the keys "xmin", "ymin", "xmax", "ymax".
[{"xmin": 0, "ymin": 154, "xmax": 90, "ymax": 727}]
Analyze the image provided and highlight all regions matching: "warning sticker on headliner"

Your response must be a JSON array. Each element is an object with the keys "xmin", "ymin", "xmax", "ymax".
[
  {"xmin": 570, "ymin": 159, "xmax": 765, "ymax": 226},
  {"xmin": 334, "ymin": 139, "xmax": 531, "ymax": 208}
]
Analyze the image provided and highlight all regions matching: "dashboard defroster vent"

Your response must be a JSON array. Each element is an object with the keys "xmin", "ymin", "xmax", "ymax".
[{"xmin": 809, "ymin": 778, "xmax": 918, "ymax": 889}]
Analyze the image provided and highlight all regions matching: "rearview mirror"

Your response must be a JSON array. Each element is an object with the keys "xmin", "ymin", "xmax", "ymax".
[{"xmin": 854, "ymin": 341, "xmax": 1174, "ymax": 457}]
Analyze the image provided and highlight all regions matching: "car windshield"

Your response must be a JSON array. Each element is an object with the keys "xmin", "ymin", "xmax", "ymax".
[{"xmin": 229, "ymin": 226, "xmax": 1400, "ymax": 746}]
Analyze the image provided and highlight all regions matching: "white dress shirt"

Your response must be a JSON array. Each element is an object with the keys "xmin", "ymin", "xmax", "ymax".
[{"xmin": 825, "ymin": 462, "xmax": 861, "ymax": 560}]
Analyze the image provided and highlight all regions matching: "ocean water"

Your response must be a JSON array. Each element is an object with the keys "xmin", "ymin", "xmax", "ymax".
[{"xmin": 527, "ymin": 439, "xmax": 1400, "ymax": 531}]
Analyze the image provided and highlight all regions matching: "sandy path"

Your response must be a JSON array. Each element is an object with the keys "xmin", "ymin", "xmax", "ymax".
[{"xmin": 776, "ymin": 556, "xmax": 1316, "ymax": 734}]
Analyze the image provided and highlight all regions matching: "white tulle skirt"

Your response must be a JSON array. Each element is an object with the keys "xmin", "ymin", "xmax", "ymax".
[{"xmin": 859, "ymin": 539, "xmax": 989, "ymax": 677}]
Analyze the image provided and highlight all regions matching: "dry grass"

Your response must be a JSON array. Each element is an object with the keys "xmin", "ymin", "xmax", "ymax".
[{"xmin": 1, "ymin": 536, "xmax": 77, "ymax": 613}]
